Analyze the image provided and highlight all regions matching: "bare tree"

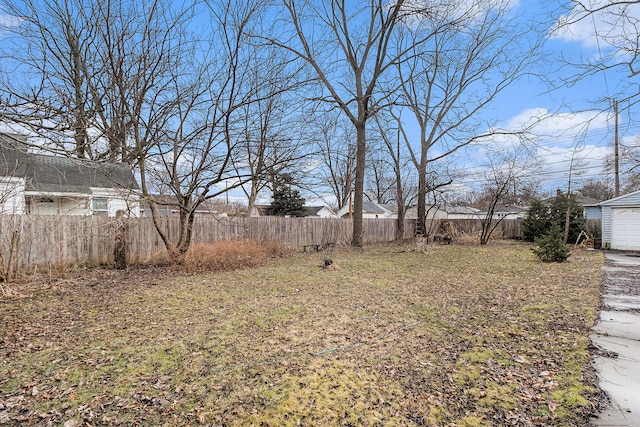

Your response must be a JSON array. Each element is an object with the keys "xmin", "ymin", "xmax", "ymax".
[
  {"xmin": 365, "ymin": 138, "xmax": 397, "ymax": 205},
  {"xmin": 135, "ymin": 0, "xmax": 274, "ymax": 259},
  {"xmin": 312, "ymin": 112, "xmax": 356, "ymax": 212},
  {"xmin": 475, "ymin": 144, "xmax": 539, "ymax": 245},
  {"xmin": 374, "ymin": 112, "xmax": 417, "ymax": 242},
  {"xmin": 269, "ymin": 0, "xmax": 419, "ymax": 247},
  {"xmin": 0, "ymin": 0, "xmax": 201, "ymax": 164},
  {"xmin": 604, "ymin": 134, "xmax": 640, "ymax": 193},
  {"xmin": 0, "ymin": 0, "xmax": 276, "ymax": 261},
  {"xmin": 555, "ymin": 2, "xmax": 640, "ymax": 80},
  {"xmin": 0, "ymin": 139, "xmax": 26, "ymax": 283},
  {"xmin": 230, "ymin": 44, "xmax": 311, "ymax": 216},
  {"xmin": 394, "ymin": 0, "xmax": 545, "ymax": 238},
  {"xmin": 577, "ymin": 178, "xmax": 615, "ymax": 201},
  {"xmin": 0, "ymin": 0, "xmax": 97, "ymax": 157}
]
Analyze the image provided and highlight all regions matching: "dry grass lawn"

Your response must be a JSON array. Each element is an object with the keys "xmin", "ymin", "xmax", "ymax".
[{"xmin": 0, "ymin": 242, "xmax": 603, "ymax": 426}]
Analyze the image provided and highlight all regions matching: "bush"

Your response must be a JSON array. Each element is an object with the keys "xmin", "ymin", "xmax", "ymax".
[
  {"xmin": 182, "ymin": 240, "xmax": 294, "ymax": 273},
  {"xmin": 532, "ymin": 227, "xmax": 571, "ymax": 263}
]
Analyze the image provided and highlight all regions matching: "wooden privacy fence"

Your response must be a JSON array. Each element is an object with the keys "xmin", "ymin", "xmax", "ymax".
[
  {"xmin": 125, "ymin": 216, "xmax": 416, "ymax": 263},
  {"xmin": 1, "ymin": 215, "xmax": 416, "ymax": 269},
  {"xmin": 1, "ymin": 215, "xmax": 599, "ymax": 270}
]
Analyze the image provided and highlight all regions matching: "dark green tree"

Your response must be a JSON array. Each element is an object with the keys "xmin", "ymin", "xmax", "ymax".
[
  {"xmin": 523, "ymin": 199, "xmax": 551, "ymax": 242},
  {"xmin": 271, "ymin": 174, "xmax": 306, "ymax": 217},
  {"xmin": 532, "ymin": 226, "xmax": 571, "ymax": 263},
  {"xmin": 523, "ymin": 194, "xmax": 585, "ymax": 243}
]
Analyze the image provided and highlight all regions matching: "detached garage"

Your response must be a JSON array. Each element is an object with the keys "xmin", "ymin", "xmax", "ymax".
[{"xmin": 600, "ymin": 190, "xmax": 640, "ymax": 250}]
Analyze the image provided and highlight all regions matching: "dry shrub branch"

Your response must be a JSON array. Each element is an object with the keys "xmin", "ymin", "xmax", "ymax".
[{"xmin": 181, "ymin": 240, "xmax": 294, "ymax": 273}]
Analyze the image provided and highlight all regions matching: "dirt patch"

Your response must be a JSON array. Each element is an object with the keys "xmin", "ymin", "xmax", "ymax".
[{"xmin": 0, "ymin": 243, "xmax": 604, "ymax": 426}]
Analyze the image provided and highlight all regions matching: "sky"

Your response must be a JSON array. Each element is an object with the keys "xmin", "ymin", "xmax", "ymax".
[
  {"xmin": 456, "ymin": 0, "xmax": 640, "ymax": 196},
  {"xmin": 1, "ymin": 0, "xmax": 639, "ymax": 206}
]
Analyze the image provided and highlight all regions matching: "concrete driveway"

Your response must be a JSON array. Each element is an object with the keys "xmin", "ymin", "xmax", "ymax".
[{"xmin": 591, "ymin": 252, "xmax": 640, "ymax": 426}]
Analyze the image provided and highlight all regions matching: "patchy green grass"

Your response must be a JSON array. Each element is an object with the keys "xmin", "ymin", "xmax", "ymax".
[{"xmin": 0, "ymin": 242, "xmax": 603, "ymax": 426}]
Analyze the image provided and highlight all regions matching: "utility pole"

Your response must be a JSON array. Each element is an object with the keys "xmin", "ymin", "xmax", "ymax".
[{"xmin": 614, "ymin": 99, "xmax": 620, "ymax": 197}]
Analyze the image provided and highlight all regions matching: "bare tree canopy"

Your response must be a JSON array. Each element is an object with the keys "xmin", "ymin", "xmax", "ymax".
[
  {"xmin": 555, "ymin": 1, "xmax": 640, "ymax": 79},
  {"xmin": 0, "ymin": 0, "xmax": 309, "ymax": 259},
  {"xmin": 268, "ymin": 0, "xmax": 418, "ymax": 247},
  {"xmin": 0, "ymin": 0, "xmax": 559, "ymax": 259},
  {"xmin": 392, "ymin": 0, "xmax": 547, "ymax": 236}
]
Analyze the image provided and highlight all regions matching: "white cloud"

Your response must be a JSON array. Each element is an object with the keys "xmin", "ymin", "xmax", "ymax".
[
  {"xmin": 472, "ymin": 108, "xmax": 610, "ymax": 155},
  {"xmin": 400, "ymin": 0, "xmax": 519, "ymax": 29},
  {"xmin": 0, "ymin": 13, "xmax": 21, "ymax": 34},
  {"xmin": 466, "ymin": 107, "xmax": 614, "ymax": 191},
  {"xmin": 551, "ymin": 1, "xmax": 640, "ymax": 51},
  {"xmin": 505, "ymin": 107, "xmax": 608, "ymax": 135}
]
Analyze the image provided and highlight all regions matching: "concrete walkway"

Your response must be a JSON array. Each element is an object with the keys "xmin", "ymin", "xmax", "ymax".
[{"xmin": 591, "ymin": 252, "xmax": 640, "ymax": 426}]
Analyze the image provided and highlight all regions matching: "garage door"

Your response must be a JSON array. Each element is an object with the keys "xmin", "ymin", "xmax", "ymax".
[{"xmin": 611, "ymin": 207, "xmax": 640, "ymax": 250}]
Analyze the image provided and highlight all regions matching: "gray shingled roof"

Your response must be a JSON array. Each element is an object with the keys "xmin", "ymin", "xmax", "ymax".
[
  {"xmin": 1, "ymin": 138, "xmax": 138, "ymax": 193},
  {"xmin": 362, "ymin": 201, "xmax": 386, "ymax": 214}
]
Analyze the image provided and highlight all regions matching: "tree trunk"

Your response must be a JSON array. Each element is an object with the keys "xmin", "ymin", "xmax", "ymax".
[
  {"xmin": 563, "ymin": 193, "xmax": 571, "ymax": 244},
  {"xmin": 352, "ymin": 123, "xmax": 366, "ymax": 247},
  {"xmin": 113, "ymin": 210, "xmax": 127, "ymax": 269},
  {"xmin": 416, "ymin": 160, "xmax": 427, "ymax": 237},
  {"xmin": 247, "ymin": 180, "xmax": 259, "ymax": 217},
  {"xmin": 396, "ymin": 204, "xmax": 405, "ymax": 243}
]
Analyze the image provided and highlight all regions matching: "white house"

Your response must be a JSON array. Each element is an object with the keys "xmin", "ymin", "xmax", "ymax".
[
  {"xmin": 479, "ymin": 205, "xmax": 528, "ymax": 220},
  {"xmin": 304, "ymin": 205, "xmax": 337, "ymax": 218},
  {"xmin": 600, "ymin": 190, "xmax": 640, "ymax": 251},
  {"xmin": 379, "ymin": 203, "xmax": 448, "ymax": 220},
  {"xmin": 444, "ymin": 205, "xmax": 481, "ymax": 220},
  {"xmin": 336, "ymin": 201, "xmax": 394, "ymax": 219},
  {"xmin": 1, "ymin": 135, "xmax": 140, "ymax": 217}
]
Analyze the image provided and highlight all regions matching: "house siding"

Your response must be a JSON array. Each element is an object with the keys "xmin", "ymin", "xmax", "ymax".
[
  {"xmin": 601, "ymin": 206, "xmax": 612, "ymax": 247},
  {"xmin": 600, "ymin": 190, "xmax": 640, "ymax": 207},
  {"xmin": 584, "ymin": 206, "xmax": 601, "ymax": 220},
  {"xmin": 600, "ymin": 190, "xmax": 640, "ymax": 249},
  {"xmin": 0, "ymin": 177, "xmax": 25, "ymax": 214}
]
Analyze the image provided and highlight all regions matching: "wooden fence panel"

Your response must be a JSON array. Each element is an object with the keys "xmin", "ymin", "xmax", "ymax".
[{"xmin": 0, "ymin": 214, "xmax": 602, "ymax": 270}]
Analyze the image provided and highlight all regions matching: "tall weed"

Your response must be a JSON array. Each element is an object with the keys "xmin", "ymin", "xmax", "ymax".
[{"xmin": 183, "ymin": 240, "xmax": 293, "ymax": 273}]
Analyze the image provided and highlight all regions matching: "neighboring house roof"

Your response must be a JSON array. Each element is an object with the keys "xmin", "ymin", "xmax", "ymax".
[
  {"xmin": 493, "ymin": 205, "xmax": 527, "ymax": 214},
  {"xmin": 251, "ymin": 204, "xmax": 335, "ymax": 217},
  {"xmin": 378, "ymin": 203, "xmax": 399, "ymax": 214},
  {"xmin": 304, "ymin": 205, "xmax": 335, "ymax": 217},
  {"xmin": 445, "ymin": 205, "xmax": 481, "ymax": 215},
  {"xmin": 1, "ymin": 139, "xmax": 138, "ymax": 194},
  {"xmin": 336, "ymin": 200, "xmax": 393, "ymax": 218},
  {"xmin": 304, "ymin": 206, "xmax": 323, "ymax": 216},
  {"xmin": 139, "ymin": 196, "xmax": 231, "ymax": 217},
  {"xmin": 574, "ymin": 195, "xmax": 601, "ymax": 206},
  {"xmin": 362, "ymin": 201, "xmax": 387, "ymax": 214},
  {"xmin": 476, "ymin": 205, "xmax": 527, "ymax": 219}
]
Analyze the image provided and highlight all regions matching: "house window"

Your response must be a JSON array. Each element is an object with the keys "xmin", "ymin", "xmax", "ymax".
[{"xmin": 92, "ymin": 198, "xmax": 108, "ymax": 216}]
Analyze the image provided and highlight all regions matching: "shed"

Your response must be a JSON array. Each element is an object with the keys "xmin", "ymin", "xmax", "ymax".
[{"xmin": 600, "ymin": 190, "xmax": 640, "ymax": 250}]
